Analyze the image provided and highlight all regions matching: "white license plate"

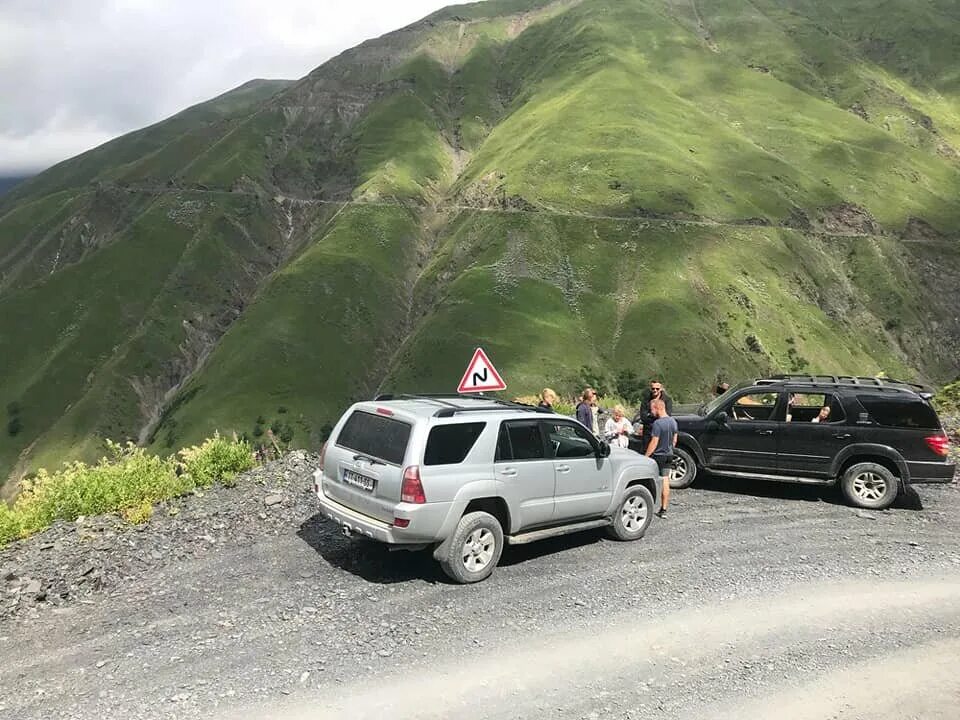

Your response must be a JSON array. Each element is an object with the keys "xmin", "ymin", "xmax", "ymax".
[{"xmin": 342, "ymin": 469, "xmax": 376, "ymax": 492}]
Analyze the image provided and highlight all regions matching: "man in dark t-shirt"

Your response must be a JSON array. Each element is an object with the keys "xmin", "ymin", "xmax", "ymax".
[{"xmin": 644, "ymin": 398, "xmax": 678, "ymax": 518}]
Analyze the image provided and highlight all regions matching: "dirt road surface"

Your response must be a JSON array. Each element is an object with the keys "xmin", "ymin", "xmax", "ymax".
[{"xmin": 1, "ymin": 459, "xmax": 958, "ymax": 720}]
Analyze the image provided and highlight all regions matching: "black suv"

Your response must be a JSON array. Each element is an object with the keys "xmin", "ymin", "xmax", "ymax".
[{"xmin": 667, "ymin": 375, "xmax": 955, "ymax": 509}]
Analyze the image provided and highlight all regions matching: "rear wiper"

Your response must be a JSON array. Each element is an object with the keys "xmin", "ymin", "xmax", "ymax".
[{"xmin": 353, "ymin": 453, "xmax": 386, "ymax": 466}]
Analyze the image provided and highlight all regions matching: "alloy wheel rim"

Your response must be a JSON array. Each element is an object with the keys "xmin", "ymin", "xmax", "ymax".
[
  {"xmin": 621, "ymin": 495, "xmax": 648, "ymax": 532},
  {"xmin": 852, "ymin": 471, "xmax": 887, "ymax": 502},
  {"xmin": 461, "ymin": 527, "xmax": 495, "ymax": 572},
  {"xmin": 670, "ymin": 456, "xmax": 688, "ymax": 483}
]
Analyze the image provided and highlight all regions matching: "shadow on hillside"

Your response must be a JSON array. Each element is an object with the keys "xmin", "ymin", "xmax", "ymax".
[
  {"xmin": 297, "ymin": 513, "xmax": 608, "ymax": 583},
  {"xmin": 692, "ymin": 472, "xmax": 924, "ymax": 511}
]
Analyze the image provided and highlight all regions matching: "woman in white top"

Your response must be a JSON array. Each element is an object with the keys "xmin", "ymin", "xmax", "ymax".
[{"xmin": 604, "ymin": 405, "xmax": 633, "ymax": 448}]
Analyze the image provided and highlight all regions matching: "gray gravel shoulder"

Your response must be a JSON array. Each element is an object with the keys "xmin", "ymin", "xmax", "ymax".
[{"xmin": 1, "ymin": 451, "xmax": 959, "ymax": 720}]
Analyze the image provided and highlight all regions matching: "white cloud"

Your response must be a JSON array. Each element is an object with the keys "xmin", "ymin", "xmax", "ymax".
[{"xmin": 0, "ymin": 0, "xmax": 464, "ymax": 174}]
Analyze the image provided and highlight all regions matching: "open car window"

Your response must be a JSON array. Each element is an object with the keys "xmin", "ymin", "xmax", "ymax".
[
  {"xmin": 729, "ymin": 392, "xmax": 783, "ymax": 422},
  {"xmin": 545, "ymin": 422, "xmax": 597, "ymax": 459},
  {"xmin": 786, "ymin": 393, "xmax": 846, "ymax": 423}
]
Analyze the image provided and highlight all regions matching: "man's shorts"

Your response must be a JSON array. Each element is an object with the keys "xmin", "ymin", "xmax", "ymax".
[{"xmin": 654, "ymin": 454, "xmax": 674, "ymax": 475}]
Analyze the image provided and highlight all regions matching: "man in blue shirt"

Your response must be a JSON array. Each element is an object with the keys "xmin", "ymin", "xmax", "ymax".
[{"xmin": 644, "ymin": 398, "xmax": 678, "ymax": 518}]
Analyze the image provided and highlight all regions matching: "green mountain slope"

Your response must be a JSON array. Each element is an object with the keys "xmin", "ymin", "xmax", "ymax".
[{"xmin": 2, "ymin": 0, "xmax": 960, "ymax": 486}]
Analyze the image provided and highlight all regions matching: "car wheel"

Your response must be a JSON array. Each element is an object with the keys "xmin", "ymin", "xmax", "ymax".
[
  {"xmin": 841, "ymin": 462, "xmax": 899, "ymax": 510},
  {"xmin": 670, "ymin": 447, "xmax": 698, "ymax": 489},
  {"xmin": 606, "ymin": 485, "xmax": 654, "ymax": 541},
  {"xmin": 438, "ymin": 511, "xmax": 504, "ymax": 584}
]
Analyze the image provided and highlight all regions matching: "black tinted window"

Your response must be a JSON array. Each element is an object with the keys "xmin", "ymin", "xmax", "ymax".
[
  {"xmin": 501, "ymin": 422, "xmax": 546, "ymax": 461},
  {"xmin": 856, "ymin": 396, "xmax": 940, "ymax": 429},
  {"xmin": 336, "ymin": 411, "xmax": 411, "ymax": 465},
  {"xmin": 424, "ymin": 423, "xmax": 486, "ymax": 466}
]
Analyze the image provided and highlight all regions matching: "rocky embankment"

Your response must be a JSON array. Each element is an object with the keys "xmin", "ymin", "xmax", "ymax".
[{"xmin": 1, "ymin": 451, "xmax": 319, "ymax": 620}]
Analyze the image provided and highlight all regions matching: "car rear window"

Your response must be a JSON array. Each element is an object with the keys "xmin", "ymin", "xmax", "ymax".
[
  {"xmin": 856, "ymin": 395, "xmax": 940, "ymax": 429},
  {"xmin": 336, "ymin": 410, "xmax": 411, "ymax": 465},
  {"xmin": 424, "ymin": 423, "xmax": 486, "ymax": 466}
]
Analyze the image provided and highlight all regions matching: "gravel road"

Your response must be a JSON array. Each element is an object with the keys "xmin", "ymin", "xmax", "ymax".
[{"xmin": 1, "ymin": 454, "xmax": 958, "ymax": 720}]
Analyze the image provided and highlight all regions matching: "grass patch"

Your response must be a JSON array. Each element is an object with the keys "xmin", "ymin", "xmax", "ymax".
[{"xmin": 0, "ymin": 436, "xmax": 254, "ymax": 548}]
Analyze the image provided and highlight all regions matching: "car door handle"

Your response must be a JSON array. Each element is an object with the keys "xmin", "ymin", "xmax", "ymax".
[
  {"xmin": 556, "ymin": 465, "xmax": 571, "ymax": 473},
  {"xmin": 833, "ymin": 433, "xmax": 852, "ymax": 439},
  {"xmin": 500, "ymin": 468, "xmax": 518, "ymax": 477},
  {"xmin": 756, "ymin": 429, "xmax": 774, "ymax": 435}
]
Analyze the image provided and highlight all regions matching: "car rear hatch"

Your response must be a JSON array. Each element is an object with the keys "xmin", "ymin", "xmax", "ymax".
[{"xmin": 323, "ymin": 406, "xmax": 414, "ymax": 524}]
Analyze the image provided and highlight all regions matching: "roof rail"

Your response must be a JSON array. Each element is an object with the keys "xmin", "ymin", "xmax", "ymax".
[
  {"xmin": 373, "ymin": 393, "xmax": 553, "ymax": 417},
  {"xmin": 759, "ymin": 375, "xmax": 932, "ymax": 393}
]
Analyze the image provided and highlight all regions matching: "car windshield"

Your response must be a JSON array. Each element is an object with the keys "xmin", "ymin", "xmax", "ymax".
[{"xmin": 699, "ymin": 382, "xmax": 750, "ymax": 416}]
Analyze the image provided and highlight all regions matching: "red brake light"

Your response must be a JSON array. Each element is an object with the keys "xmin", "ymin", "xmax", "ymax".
[
  {"xmin": 925, "ymin": 435, "xmax": 950, "ymax": 457},
  {"xmin": 401, "ymin": 465, "xmax": 426, "ymax": 504},
  {"xmin": 376, "ymin": 407, "xmax": 394, "ymax": 416},
  {"xmin": 393, "ymin": 518, "xmax": 410, "ymax": 528}
]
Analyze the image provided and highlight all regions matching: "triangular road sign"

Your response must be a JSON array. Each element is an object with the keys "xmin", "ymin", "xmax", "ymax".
[{"xmin": 457, "ymin": 348, "xmax": 507, "ymax": 393}]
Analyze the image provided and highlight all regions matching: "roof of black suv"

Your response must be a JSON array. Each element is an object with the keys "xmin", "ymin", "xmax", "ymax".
[{"xmin": 753, "ymin": 375, "xmax": 934, "ymax": 399}]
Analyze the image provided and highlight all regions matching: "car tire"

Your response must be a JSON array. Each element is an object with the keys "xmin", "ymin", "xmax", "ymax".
[
  {"xmin": 606, "ymin": 485, "xmax": 655, "ymax": 541},
  {"xmin": 840, "ymin": 462, "xmax": 899, "ymax": 510},
  {"xmin": 438, "ymin": 511, "xmax": 504, "ymax": 584},
  {"xmin": 670, "ymin": 447, "xmax": 698, "ymax": 489}
]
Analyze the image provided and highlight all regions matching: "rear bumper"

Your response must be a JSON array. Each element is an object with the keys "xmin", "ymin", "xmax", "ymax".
[
  {"xmin": 314, "ymin": 475, "xmax": 449, "ymax": 544},
  {"xmin": 906, "ymin": 460, "xmax": 956, "ymax": 484}
]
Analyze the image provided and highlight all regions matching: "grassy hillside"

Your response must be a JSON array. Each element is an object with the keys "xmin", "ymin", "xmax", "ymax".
[{"xmin": 2, "ymin": 0, "xmax": 960, "ymax": 487}]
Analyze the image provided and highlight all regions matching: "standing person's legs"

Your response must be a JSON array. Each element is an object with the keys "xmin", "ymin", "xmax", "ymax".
[{"xmin": 656, "ymin": 454, "xmax": 671, "ymax": 516}]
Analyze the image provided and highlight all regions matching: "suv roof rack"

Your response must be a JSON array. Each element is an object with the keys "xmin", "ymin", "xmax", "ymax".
[
  {"xmin": 373, "ymin": 393, "xmax": 554, "ymax": 418},
  {"xmin": 756, "ymin": 375, "xmax": 933, "ymax": 395}
]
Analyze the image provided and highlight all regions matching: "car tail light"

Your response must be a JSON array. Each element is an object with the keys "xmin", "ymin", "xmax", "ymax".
[
  {"xmin": 401, "ymin": 465, "xmax": 426, "ymax": 504},
  {"xmin": 393, "ymin": 518, "xmax": 410, "ymax": 528},
  {"xmin": 376, "ymin": 407, "xmax": 394, "ymax": 416},
  {"xmin": 318, "ymin": 441, "xmax": 327, "ymax": 472},
  {"xmin": 925, "ymin": 434, "xmax": 951, "ymax": 457}
]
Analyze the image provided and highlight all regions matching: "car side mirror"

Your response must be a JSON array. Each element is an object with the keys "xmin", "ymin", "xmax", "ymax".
[
  {"xmin": 715, "ymin": 411, "xmax": 728, "ymax": 425},
  {"xmin": 597, "ymin": 441, "xmax": 611, "ymax": 458}
]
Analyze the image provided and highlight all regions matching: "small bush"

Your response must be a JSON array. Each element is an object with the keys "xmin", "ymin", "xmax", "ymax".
[
  {"xmin": 7, "ymin": 416, "xmax": 22, "ymax": 436},
  {"xmin": 277, "ymin": 406, "xmax": 288, "ymax": 414},
  {"xmin": 177, "ymin": 434, "xmax": 254, "ymax": 489},
  {"xmin": 0, "ymin": 503, "xmax": 22, "ymax": 546},
  {"xmin": 11, "ymin": 442, "xmax": 184, "ymax": 538},
  {"xmin": 121, "ymin": 500, "xmax": 154, "ymax": 525}
]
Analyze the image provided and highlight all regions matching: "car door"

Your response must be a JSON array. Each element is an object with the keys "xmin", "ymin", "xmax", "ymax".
[
  {"xmin": 702, "ymin": 391, "xmax": 784, "ymax": 473},
  {"xmin": 494, "ymin": 420, "xmax": 556, "ymax": 529},
  {"xmin": 778, "ymin": 392, "xmax": 849, "ymax": 478},
  {"xmin": 544, "ymin": 420, "xmax": 612, "ymax": 521}
]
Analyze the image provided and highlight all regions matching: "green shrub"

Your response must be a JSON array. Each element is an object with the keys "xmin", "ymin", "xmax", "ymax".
[
  {"xmin": 934, "ymin": 380, "xmax": 960, "ymax": 415},
  {"xmin": 11, "ymin": 441, "xmax": 184, "ymax": 538},
  {"xmin": 177, "ymin": 434, "xmax": 254, "ymax": 489},
  {"xmin": 0, "ymin": 503, "xmax": 22, "ymax": 546},
  {"xmin": 0, "ymin": 435, "xmax": 257, "ymax": 548},
  {"xmin": 7, "ymin": 416, "xmax": 22, "ymax": 436}
]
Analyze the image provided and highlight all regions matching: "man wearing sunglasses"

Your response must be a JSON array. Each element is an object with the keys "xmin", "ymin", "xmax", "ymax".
[{"xmin": 635, "ymin": 379, "xmax": 674, "ymax": 449}]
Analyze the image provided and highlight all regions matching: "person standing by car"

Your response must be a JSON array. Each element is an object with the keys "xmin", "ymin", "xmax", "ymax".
[
  {"xmin": 644, "ymin": 398, "xmax": 677, "ymax": 518},
  {"xmin": 576, "ymin": 388, "xmax": 600, "ymax": 436},
  {"xmin": 636, "ymin": 379, "xmax": 673, "ymax": 448},
  {"xmin": 538, "ymin": 388, "xmax": 558, "ymax": 410},
  {"xmin": 604, "ymin": 405, "xmax": 633, "ymax": 448}
]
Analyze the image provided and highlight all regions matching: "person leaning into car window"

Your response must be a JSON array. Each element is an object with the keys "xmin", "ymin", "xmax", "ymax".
[
  {"xmin": 645, "ymin": 398, "xmax": 677, "ymax": 519},
  {"xmin": 812, "ymin": 406, "xmax": 831, "ymax": 423}
]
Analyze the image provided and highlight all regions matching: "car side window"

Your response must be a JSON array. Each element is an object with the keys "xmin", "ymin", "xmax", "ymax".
[
  {"xmin": 785, "ymin": 393, "xmax": 846, "ymax": 423},
  {"xmin": 729, "ymin": 392, "xmax": 782, "ymax": 422},
  {"xmin": 545, "ymin": 422, "xmax": 596, "ymax": 459},
  {"xmin": 498, "ymin": 421, "xmax": 546, "ymax": 461}
]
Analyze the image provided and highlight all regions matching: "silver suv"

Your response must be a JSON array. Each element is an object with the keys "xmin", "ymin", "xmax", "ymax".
[{"xmin": 312, "ymin": 394, "xmax": 661, "ymax": 583}]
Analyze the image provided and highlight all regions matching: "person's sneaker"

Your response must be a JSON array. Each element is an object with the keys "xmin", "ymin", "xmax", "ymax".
[{"xmin": 656, "ymin": 508, "xmax": 668, "ymax": 518}]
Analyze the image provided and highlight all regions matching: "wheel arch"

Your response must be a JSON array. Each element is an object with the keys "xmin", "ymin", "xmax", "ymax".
[{"xmin": 832, "ymin": 445, "xmax": 909, "ymax": 486}]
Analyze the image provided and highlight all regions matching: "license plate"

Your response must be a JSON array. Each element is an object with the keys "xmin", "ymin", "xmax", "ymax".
[{"xmin": 342, "ymin": 469, "xmax": 376, "ymax": 492}]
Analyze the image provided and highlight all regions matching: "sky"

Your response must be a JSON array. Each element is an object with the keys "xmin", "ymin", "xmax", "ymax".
[{"xmin": 0, "ymin": 0, "xmax": 464, "ymax": 175}]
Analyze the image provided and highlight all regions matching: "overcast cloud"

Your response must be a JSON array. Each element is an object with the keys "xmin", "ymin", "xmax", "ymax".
[{"xmin": 0, "ymin": 0, "xmax": 461, "ymax": 175}]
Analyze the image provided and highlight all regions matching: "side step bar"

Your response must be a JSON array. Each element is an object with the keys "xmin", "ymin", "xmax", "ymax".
[
  {"xmin": 506, "ymin": 518, "xmax": 612, "ymax": 546},
  {"xmin": 708, "ymin": 469, "xmax": 833, "ymax": 485}
]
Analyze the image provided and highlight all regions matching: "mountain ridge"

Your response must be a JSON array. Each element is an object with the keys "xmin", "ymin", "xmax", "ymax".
[{"xmin": 1, "ymin": 0, "xmax": 959, "ymax": 487}]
